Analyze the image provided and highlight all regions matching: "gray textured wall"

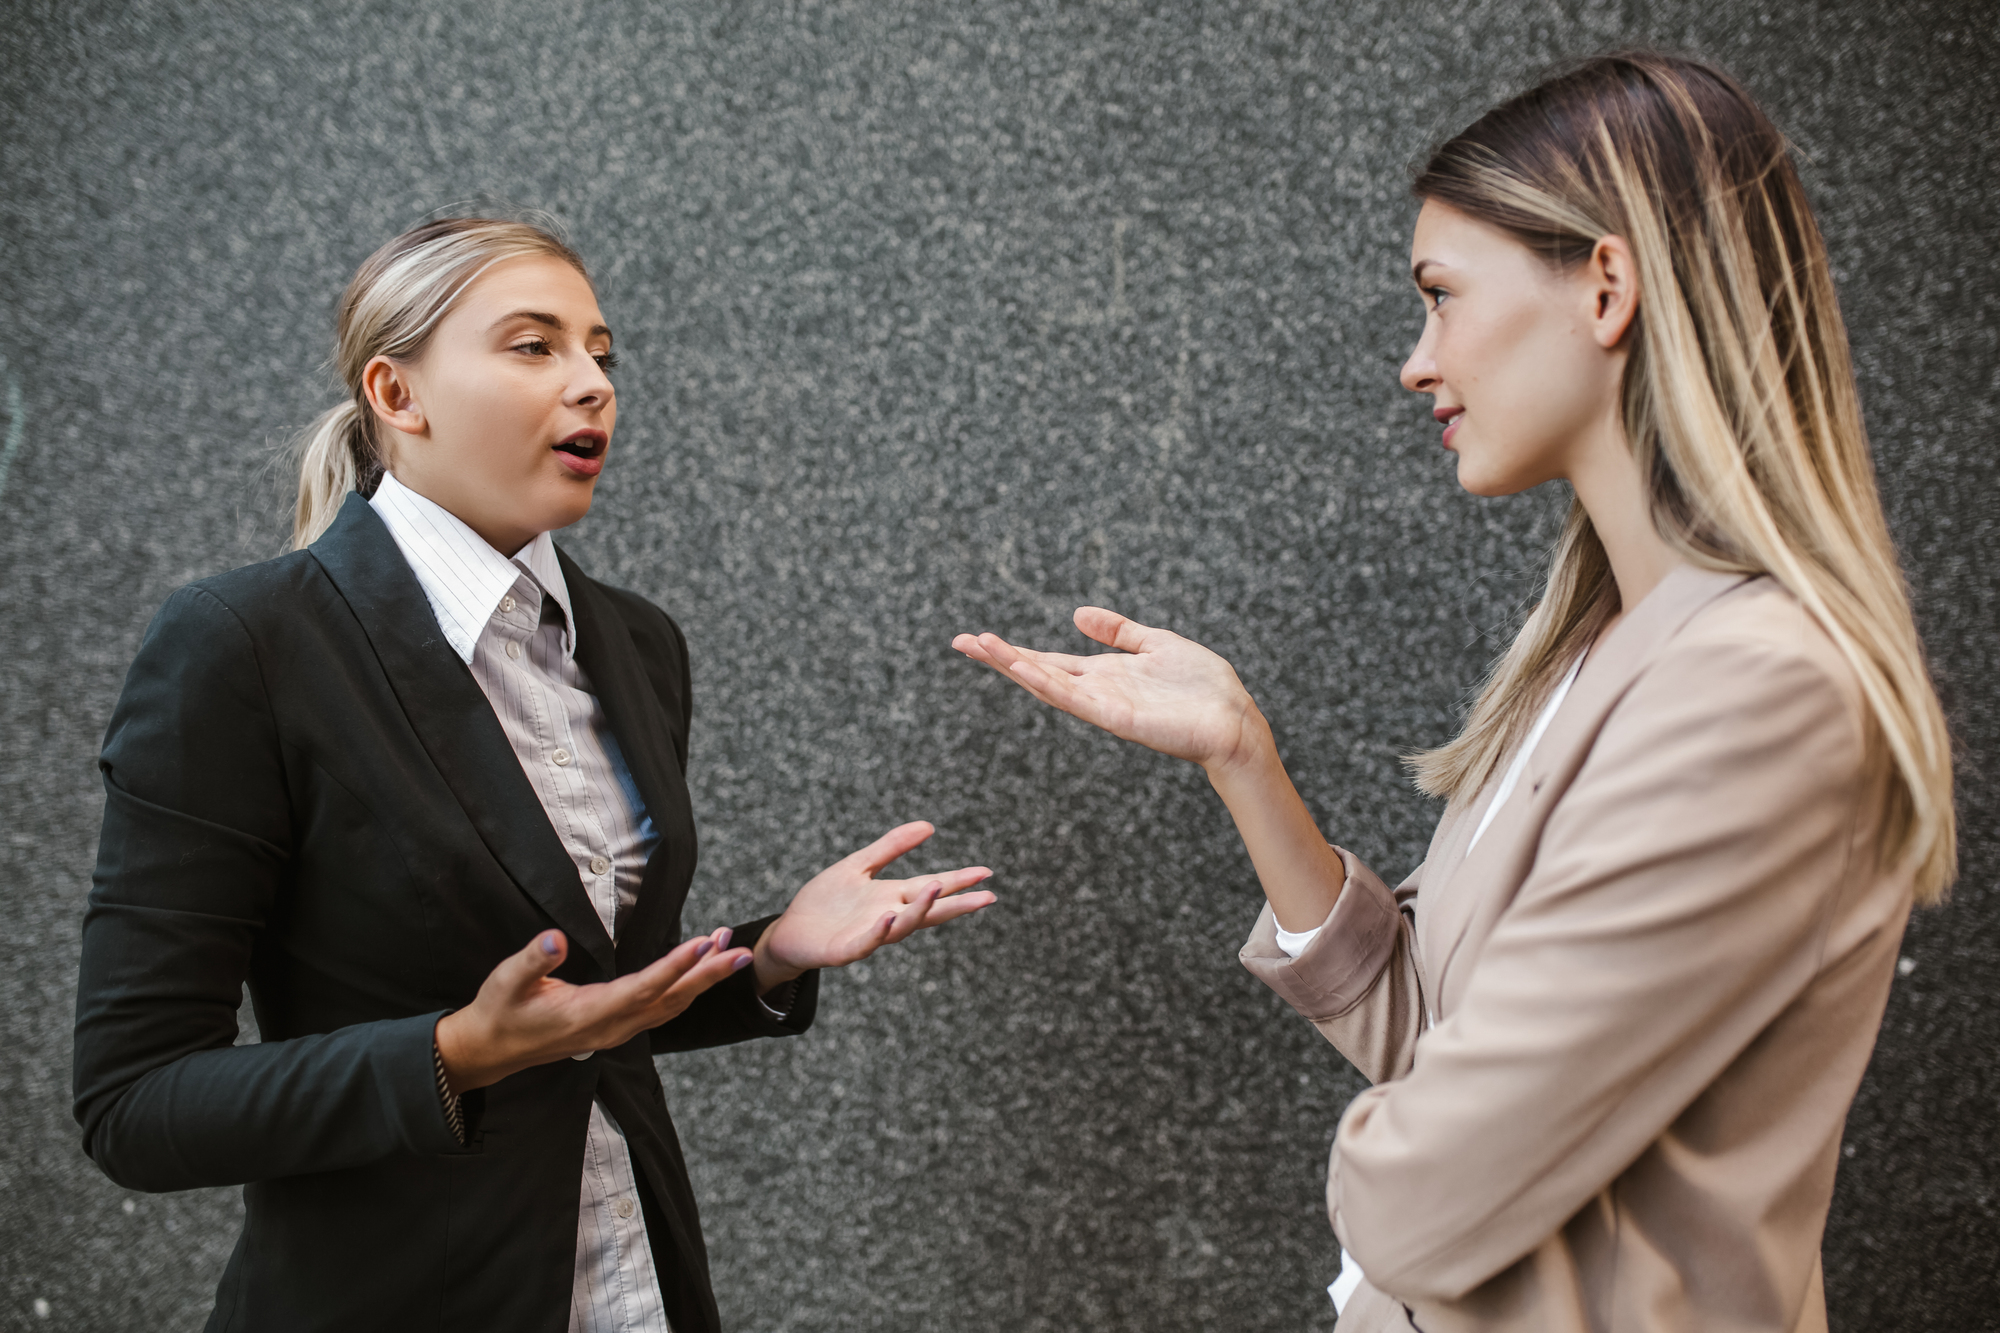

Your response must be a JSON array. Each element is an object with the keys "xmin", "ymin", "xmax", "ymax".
[{"xmin": 2, "ymin": 2, "xmax": 1995, "ymax": 1329}]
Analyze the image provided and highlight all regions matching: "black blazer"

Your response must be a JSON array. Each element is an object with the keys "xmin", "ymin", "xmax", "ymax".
[{"xmin": 72, "ymin": 493, "xmax": 817, "ymax": 1333}]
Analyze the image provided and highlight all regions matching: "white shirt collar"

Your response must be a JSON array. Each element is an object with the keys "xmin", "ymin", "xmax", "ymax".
[{"xmin": 368, "ymin": 471, "xmax": 574, "ymax": 664}]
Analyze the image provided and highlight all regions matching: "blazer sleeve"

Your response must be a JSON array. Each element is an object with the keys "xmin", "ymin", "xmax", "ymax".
[
  {"xmin": 648, "ymin": 912, "xmax": 820, "ymax": 1054},
  {"xmin": 73, "ymin": 585, "xmax": 468, "ymax": 1194},
  {"xmin": 1238, "ymin": 850, "xmax": 1427, "ymax": 1085},
  {"xmin": 1329, "ymin": 631, "xmax": 1871, "ymax": 1303}
]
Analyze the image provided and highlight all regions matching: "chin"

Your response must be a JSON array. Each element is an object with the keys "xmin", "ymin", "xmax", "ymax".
[
  {"xmin": 535, "ymin": 484, "xmax": 598, "ymax": 534},
  {"xmin": 1452, "ymin": 455, "xmax": 1538, "ymax": 499}
]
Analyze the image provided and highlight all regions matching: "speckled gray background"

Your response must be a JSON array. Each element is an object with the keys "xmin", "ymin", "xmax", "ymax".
[{"xmin": 1, "ymin": 1, "xmax": 1994, "ymax": 1329}]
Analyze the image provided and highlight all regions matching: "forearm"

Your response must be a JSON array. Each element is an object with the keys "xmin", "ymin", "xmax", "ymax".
[{"xmin": 1204, "ymin": 709, "xmax": 1347, "ymax": 932}]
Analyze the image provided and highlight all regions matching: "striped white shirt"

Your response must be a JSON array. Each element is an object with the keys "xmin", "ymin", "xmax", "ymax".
[{"xmin": 371, "ymin": 472, "xmax": 671, "ymax": 1333}]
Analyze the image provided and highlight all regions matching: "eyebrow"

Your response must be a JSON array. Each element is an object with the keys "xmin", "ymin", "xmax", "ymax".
[{"xmin": 492, "ymin": 310, "xmax": 614, "ymax": 343}]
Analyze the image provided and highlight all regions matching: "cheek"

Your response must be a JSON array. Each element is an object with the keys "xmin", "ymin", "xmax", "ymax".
[
  {"xmin": 1462, "ymin": 312, "xmax": 1598, "ymax": 448},
  {"xmin": 438, "ymin": 372, "xmax": 553, "ymax": 467}
]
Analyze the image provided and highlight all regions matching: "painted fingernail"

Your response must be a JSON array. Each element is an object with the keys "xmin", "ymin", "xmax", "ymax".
[
  {"xmin": 694, "ymin": 939, "xmax": 714, "ymax": 959},
  {"xmin": 715, "ymin": 927, "xmax": 733, "ymax": 949},
  {"xmin": 732, "ymin": 953, "xmax": 754, "ymax": 971},
  {"xmin": 540, "ymin": 932, "xmax": 561, "ymax": 955}
]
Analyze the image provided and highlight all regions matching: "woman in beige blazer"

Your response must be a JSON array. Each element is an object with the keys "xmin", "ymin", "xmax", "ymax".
[{"xmin": 953, "ymin": 53, "xmax": 1956, "ymax": 1333}]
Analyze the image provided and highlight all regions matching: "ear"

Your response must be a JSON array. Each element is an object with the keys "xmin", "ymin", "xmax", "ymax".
[
  {"xmin": 360, "ymin": 355, "xmax": 426, "ymax": 437},
  {"xmin": 1586, "ymin": 234, "xmax": 1640, "ymax": 349}
]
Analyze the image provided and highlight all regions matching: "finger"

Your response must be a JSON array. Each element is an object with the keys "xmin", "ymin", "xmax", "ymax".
[
  {"xmin": 845, "ymin": 910, "xmax": 898, "ymax": 962},
  {"xmin": 884, "ymin": 882, "xmax": 941, "ymax": 944},
  {"xmin": 581, "ymin": 944, "xmax": 753, "ymax": 1047},
  {"xmin": 623, "ymin": 928, "xmax": 728, "ymax": 994},
  {"xmin": 964, "ymin": 631, "xmax": 1024, "ymax": 670},
  {"xmin": 951, "ymin": 632, "xmax": 998, "ymax": 664},
  {"xmin": 968, "ymin": 633, "xmax": 1096, "ymax": 677},
  {"xmin": 654, "ymin": 946, "xmax": 754, "ymax": 1006},
  {"xmin": 1073, "ymin": 606, "xmax": 1157, "ymax": 654},
  {"xmin": 917, "ymin": 889, "xmax": 997, "ymax": 925},
  {"xmin": 891, "ymin": 866, "xmax": 992, "ymax": 897},
  {"xmin": 1009, "ymin": 657, "xmax": 1088, "ymax": 711},
  {"xmin": 845, "ymin": 820, "xmax": 937, "ymax": 876}
]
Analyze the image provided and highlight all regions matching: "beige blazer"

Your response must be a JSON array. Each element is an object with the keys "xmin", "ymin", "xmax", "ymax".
[{"xmin": 1242, "ymin": 566, "xmax": 1913, "ymax": 1333}]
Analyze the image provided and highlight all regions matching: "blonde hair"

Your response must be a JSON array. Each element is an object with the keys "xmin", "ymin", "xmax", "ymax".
[
  {"xmin": 291, "ymin": 216, "xmax": 592, "ymax": 548},
  {"xmin": 1405, "ymin": 53, "xmax": 1956, "ymax": 904}
]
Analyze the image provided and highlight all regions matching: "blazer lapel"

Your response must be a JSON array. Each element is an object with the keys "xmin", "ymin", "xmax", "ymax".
[
  {"xmin": 1422, "ymin": 565, "xmax": 1753, "ymax": 1015},
  {"xmin": 555, "ymin": 548, "xmax": 700, "ymax": 973},
  {"xmin": 308, "ymin": 494, "xmax": 615, "ymax": 976}
]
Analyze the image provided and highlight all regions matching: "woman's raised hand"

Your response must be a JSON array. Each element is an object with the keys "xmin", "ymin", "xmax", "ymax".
[
  {"xmin": 435, "ymin": 926, "xmax": 751, "ymax": 1093},
  {"xmin": 751, "ymin": 821, "xmax": 995, "ymax": 991},
  {"xmin": 953, "ymin": 607, "xmax": 1269, "ymax": 774}
]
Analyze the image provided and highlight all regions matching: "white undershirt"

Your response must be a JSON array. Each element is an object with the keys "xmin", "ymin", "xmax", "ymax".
[{"xmin": 1273, "ymin": 652, "xmax": 1585, "ymax": 1315}]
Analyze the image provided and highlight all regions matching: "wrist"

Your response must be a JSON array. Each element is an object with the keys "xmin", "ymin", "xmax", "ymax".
[
  {"xmin": 751, "ymin": 929, "xmax": 806, "ymax": 997},
  {"xmin": 435, "ymin": 1009, "xmax": 503, "ymax": 1095},
  {"xmin": 1203, "ymin": 704, "xmax": 1278, "ymax": 784}
]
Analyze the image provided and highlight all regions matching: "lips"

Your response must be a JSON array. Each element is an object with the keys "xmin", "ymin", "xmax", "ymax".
[
  {"xmin": 1434, "ymin": 406, "xmax": 1464, "ymax": 449},
  {"xmin": 552, "ymin": 429, "xmax": 607, "ymax": 477}
]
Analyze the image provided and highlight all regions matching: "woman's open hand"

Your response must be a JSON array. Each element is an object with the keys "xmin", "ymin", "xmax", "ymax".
[
  {"xmin": 752, "ymin": 821, "xmax": 995, "ymax": 993},
  {"xmin": 435, "ymin": 927, "xmax": 749, "ymax": 1093},
  {"xmin": 953, "ymin": 607, "xmax": 1270, "ymax": 774}
]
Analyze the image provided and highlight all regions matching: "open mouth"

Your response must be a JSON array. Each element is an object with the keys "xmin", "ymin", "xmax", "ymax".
[
  {"xmin": 552, "ymin": 430, "xmax": 607, "ymax": 475},
  {"xmin": 1437, "ymin": 409, "xmax": 1464, "ymax": 448}
]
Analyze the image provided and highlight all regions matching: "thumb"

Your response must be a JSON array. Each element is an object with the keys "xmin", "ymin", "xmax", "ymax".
[
  {"xmin": 1074, "ymin": 606, "xmax": 1144, "ymax": 652},
  {"xmin": 496, "ymin": 929, "xmax": 568, "ymax": 994}
]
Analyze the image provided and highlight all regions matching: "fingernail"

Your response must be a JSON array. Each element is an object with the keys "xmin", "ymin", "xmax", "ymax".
[
  {"xmin": 715, "ymin": 927, "xmax": 733, "ymax": 949},
  {"xmin": 927, "ymin": 881, "xmax": 943, "ymax": 896},
  {"xmin": 694, "ymin": 939, "xmax": 714, "ymax": 959},
  {"xmin": 732, "ymin": 953, "xmax": 754, "ymax": 971},
  {"xmin": 540, "ymin": 932, "xmax": 561, "ymax": 955}
]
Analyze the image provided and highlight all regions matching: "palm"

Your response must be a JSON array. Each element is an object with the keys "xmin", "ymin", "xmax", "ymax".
[
  {"xmin": 760, "ymin": 821, "xmax": 994, "ymax": 973},
  {"xmin": 953, "ymin": 607, "xmax": 1258, "ymax": 769}
]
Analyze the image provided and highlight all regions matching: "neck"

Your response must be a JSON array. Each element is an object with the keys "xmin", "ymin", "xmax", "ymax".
[
  {"xmin": 384, "ymin": 466, "xmax": 535, "ymax": 557},
  {"xmin": 1566, "ymin": 414, "xmax": 1682, "ymax": 634}
]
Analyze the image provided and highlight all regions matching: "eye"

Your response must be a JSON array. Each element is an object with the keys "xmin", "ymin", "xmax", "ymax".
[
  {"xmin": 593, "ymin": 351, "xmax": 621, "ymax": 372},
  {"xmin": 1424, "ymin": 287, "xmax": 1451, "ymax": 310},
  {"xmin": 513, "ymin": 338, "xmax": 554, "ymax": 358}
]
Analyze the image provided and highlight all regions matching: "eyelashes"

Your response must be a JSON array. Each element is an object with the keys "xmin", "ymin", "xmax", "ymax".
[{"xmin": 511, "ymin": 339, "xmax": 620, "ymax": 372}]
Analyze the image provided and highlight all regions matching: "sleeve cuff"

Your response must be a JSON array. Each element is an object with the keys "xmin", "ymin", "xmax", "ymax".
[
  {"xmin": 433, "ymin": 1038, "xmax": 466, "ymax": 1146},
  {"xmin": 1240, "ymin": 847, "xmax": 1404, "ymax": 1021},
  {"xmin": 757, "ymin": 977, "xmax": 802, "ymax": 1019},
  {"xmin": 1273, "ymin": 921, "xmax": 1323, "ymax": 959}
]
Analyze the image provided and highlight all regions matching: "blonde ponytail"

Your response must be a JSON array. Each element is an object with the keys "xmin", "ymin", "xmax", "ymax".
[
  {"xmin": 290, "ymin": 215, "xmax": 592, "ymax": 551},
  {"xmin": 291, "ymin": 400, "xmax": 380, "ymax": 548}
]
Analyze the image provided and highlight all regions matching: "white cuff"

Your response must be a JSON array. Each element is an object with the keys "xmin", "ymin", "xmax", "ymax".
[{"xmin": 1273, "ymin": 921, "xmax": 1323, "ymax": 959}]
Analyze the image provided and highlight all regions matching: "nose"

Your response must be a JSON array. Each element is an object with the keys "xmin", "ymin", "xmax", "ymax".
[
  {"xmin": 568, "ymin": 353, "xmax": 614, "ymax": 409},
  {"xmin": 1400, "ymin": 320, "xmax": 1439, "ymax": 395}
]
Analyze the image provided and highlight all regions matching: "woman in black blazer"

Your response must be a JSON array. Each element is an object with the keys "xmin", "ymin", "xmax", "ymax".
[{"xmin": 71, "ymin": 217, "xmax": 994, "ymax": 1333}]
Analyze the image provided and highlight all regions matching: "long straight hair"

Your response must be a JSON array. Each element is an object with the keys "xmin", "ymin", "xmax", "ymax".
[
  {"xmin": 290, "ymin": 217, "xmax": 592, "ymax": 549},
  {"xmin": 1405, "ymin": 52, "xmax": 1956, "ymax": 904}
]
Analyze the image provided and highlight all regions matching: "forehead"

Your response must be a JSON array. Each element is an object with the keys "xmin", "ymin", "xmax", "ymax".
[
  {"xmin": 458, "ymin": 254, "xmax": 605, "ymax": 323},
  {"xmin": 1408, "ymin": 200, "xmax": 1539, "ymax": 278}
]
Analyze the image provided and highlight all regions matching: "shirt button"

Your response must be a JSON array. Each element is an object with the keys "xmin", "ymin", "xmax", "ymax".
[
  {"xmin": 500, "ymin": 595, "xmax": 516, "ymax": 613},
  {"xmin": 614, "ymin": 1198, "xmax": 636, "ymax": 1219},
  {"xmin": 551, "ymin": 748, "xmax": 571, "ymax": 766},
  {"xmin": 505, "ymin": 641, "xmax": 522, "ymax": 660},
  {"xmin": 590, "ymin": 855, "xmax": 610, "ymax": 876}
]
